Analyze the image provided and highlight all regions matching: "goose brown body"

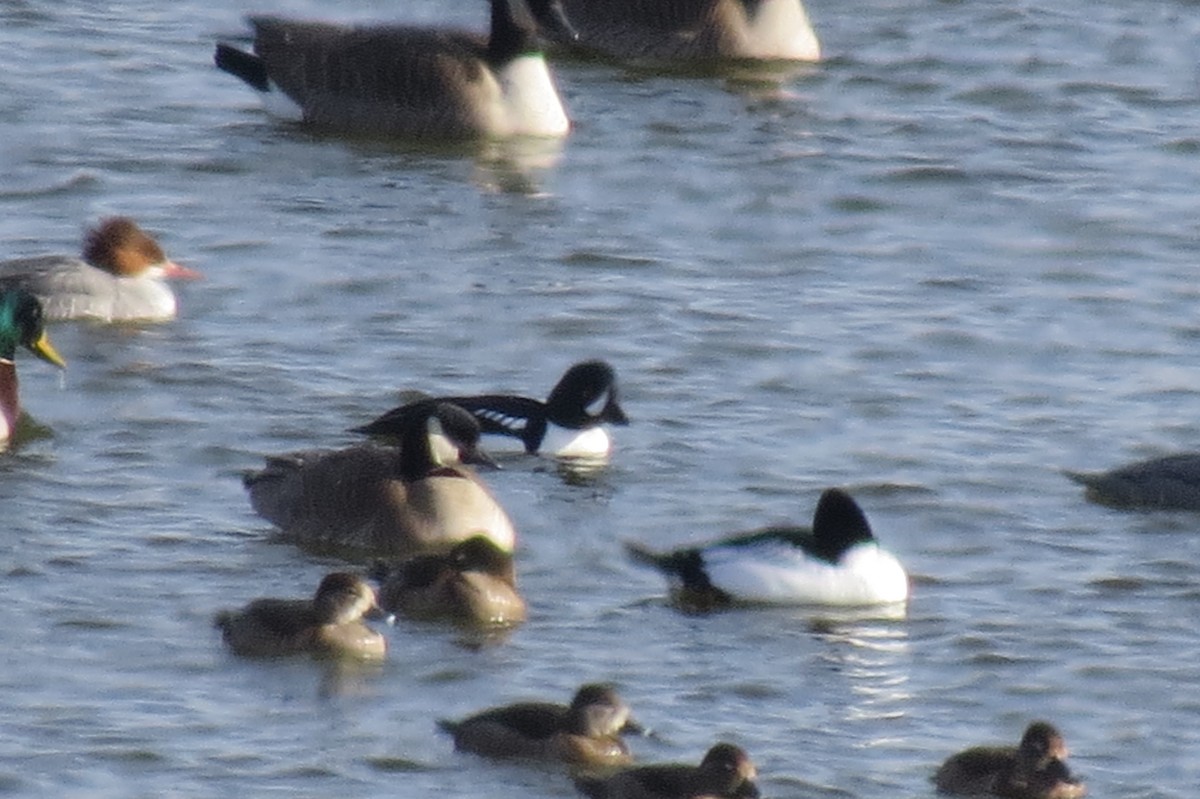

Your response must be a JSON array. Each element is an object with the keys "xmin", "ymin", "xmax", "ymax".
[
  {"xmin": 215, "ymin": 0, "xmax": 575, "ymax": 140},
  {"xmin": 244, "ymin": 402, "xmax": 515, "ymax": 558},
  {"xmin": 545, "ymin": 0, "xmax": 820, "ymax": 62}
]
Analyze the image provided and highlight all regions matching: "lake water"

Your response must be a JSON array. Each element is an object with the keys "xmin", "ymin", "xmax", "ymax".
[{"xmin": 2, "ymin": 0, "xmax": 1199, "ymax": 796}]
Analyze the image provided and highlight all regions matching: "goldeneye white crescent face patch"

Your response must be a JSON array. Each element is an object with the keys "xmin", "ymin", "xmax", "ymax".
[{"xmin": 585, "ymin": 389, "xmax": 611, "ymax": 417}]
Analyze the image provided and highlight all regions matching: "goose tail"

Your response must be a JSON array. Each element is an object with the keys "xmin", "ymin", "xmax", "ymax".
[{"xmin": 215, "ymin": 43, "xmax": 270, "ymax": 92}]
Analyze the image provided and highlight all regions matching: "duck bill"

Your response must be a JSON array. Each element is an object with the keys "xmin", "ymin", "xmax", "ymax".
[
  {"xmin": 736, "ymin": 781, "xmax": 760, "ymax": 799},
  {"xmin": 163, "ymin": 260, "xmax": 203, "ymax": 281},
  {"xmin": 602, "ymin": 397, "xmax": 629, "ymax": 426},
  {"xmin": 365, "ymin": 602, "xmax": 396, "ymax": 626},
  {"xmin": 463, "ymin": 445, "xmax": 501, "ymax": 471},
  {"xmin": 620, "ymin": 717, "xmax": 646, "ymax": 736},
  {"xmin": 28, "ymin": 331, "xmax": 66, "ymax": 369},
  {"xmin": 537, "ymin": 0, "xmax": 578, "ymax": 42}
]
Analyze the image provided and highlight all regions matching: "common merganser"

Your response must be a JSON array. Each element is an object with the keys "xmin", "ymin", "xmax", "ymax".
[
  {"xmin": 0, "ymin": 289, "xmax": 67, "ymax": 447},
  {"xmin": 0, "ymin": 217, "xmax": 199, "ymax": 323}
]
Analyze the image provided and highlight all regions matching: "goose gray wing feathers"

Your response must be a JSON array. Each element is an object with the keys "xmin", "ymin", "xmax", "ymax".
[{"xmin": 249, "ymin": 17, "xmax": 497, "ymax": 137}]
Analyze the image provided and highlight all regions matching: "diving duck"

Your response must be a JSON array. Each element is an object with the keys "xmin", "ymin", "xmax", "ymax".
[
  {"xmin": 214, "ymin": 571, "xmax": 392, "ymax": 660},
  {"xmin": 0, "ymin": 217, "xmax": 198, "ymax": 323},
  {"xmin": 440, "ymin": 683, "xmax": 640, "ymax": 767},
  {"xmin": 625, "ymin": 488, "xmax": 908, "ymax": 610},
  {"xmin": 372, "ymin": 535, "xmax": 526, "ymax": 628},
  {"xmin": 934, "ymin": 721, "xmax": 1086, "ymax": 799},
  {"xmin": 354, "ymin": 360, "xmax": 629, "ymax": 459},
  {"xmin": 574, "ymin": 742, "xmax": 760, "ymax": 799}
]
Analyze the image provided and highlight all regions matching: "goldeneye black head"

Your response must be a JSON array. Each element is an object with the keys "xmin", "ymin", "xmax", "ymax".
[
  {"xmin": 545, "ymin": 360, "xmax": 629, "ymax": 427},
  {"xmin": 810, "ymin": 488, "xmax": 876, "ymax": 562}
]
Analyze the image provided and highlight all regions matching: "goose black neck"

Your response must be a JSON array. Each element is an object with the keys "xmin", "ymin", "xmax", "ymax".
[
  {"xmin": 397, "ymin": 408, "xmax": 438, "ymax": 482},
  {"xmin": 488, "ymin": 0, "xmax": 541, "ymax": 64}
]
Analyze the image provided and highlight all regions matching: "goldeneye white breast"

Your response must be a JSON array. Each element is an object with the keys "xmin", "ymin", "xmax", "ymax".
[{"xmin": 626, "ymin": 488, "xmax": 909, "ymax": 610}]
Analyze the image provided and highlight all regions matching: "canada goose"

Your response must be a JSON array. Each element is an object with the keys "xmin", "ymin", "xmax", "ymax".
[
  {"xmin": 625, "ymin": 488, "xmax": 909, "ymax": 611},
  {"xmin": 934, "ymin": 722, "xmax": 1086, "ymax": 799},
  {"xmin": 574, "ymin": 743, "xmax": 760, "ymax": 799},
  {"xmin": 0, "ymin": 217, "xmax": 199, "ymax": 323},
  {"xmin": 214, "ymin": 0, "xmax": 577, "ymax": 140},
  {"xmin": 353, "ymin": 360, "xmax": 629, "ymax": 458},
  {"xmin": 243, "ymin": 401, "xmax": 516, "ymax": 558},
  {"xmin": 214, "ymin": 572, "xmax": 392, "ymax": 661},
  {"xmin": 439, "ymin": 683, "xmax": 640, "ymax": 767},
  {"xmin": 0, "ymin": 289, "xmax": 67, "ymax": 446},
  {"xmin": 541, "ymin": 0, "xmax": 820, "ymax": 63}
]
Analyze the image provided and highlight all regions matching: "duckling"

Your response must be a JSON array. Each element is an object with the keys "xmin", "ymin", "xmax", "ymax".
[
  {"xmin": 543, "ymin": 0, "xmax": 820, "ymax": 63},
  {"xmin": 625, "ymin": 488, "xmax": 908, "ymax": 611},
  {"xmin": 0, "ymin": 289, "xmax": 66, "ymax": 446},
  {"xmin": 372, "ymin": 535, "xmax": 527, "ymax": 628},
  {"xmin": 244, "ymin": 401, "xmax": 515, "ymax": 558},
  {"xmin": 934, "ymin": 721, "xmax": 1086, "ymax": 799},
  {"xmin": 214, "ymin": 0, "xmax": 576, "ymax": 140},
  {"xmin": 0, "ymin": 217, "xmax": 199, "ymax": 323},
  {"xmin": 1065, "ymin": 454, "xmax": 1200, "ymax": 510},
  {"xmin": 574, "ymin": 742, "xmax": 759, "ymax": 799},
  {"xmin": 354, "ymin": 360, "xmax": 629, "ymax": 458},
  {"xmin": 439, "ymin": 683, "xmax": 639, "ymax": 767},
  {"xmin": 214, "ymin": 572, "xmax": 391, "ymax": 660}
]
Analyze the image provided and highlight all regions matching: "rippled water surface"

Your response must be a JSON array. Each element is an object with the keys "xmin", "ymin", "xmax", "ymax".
[{"xmin": 3, "ymin": 0, "xmax": 1200, "ymax": 796}]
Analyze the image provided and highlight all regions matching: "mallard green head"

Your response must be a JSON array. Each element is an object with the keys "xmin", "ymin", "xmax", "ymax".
[{"xmin": 0, "ymin": 289, "xmax": 67, "ymax": 368}]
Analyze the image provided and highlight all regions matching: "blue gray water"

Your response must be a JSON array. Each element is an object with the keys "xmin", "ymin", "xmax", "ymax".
[{"xmin": 2, "ymin": 0, "xmax": 1200, "ymax": 796}]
